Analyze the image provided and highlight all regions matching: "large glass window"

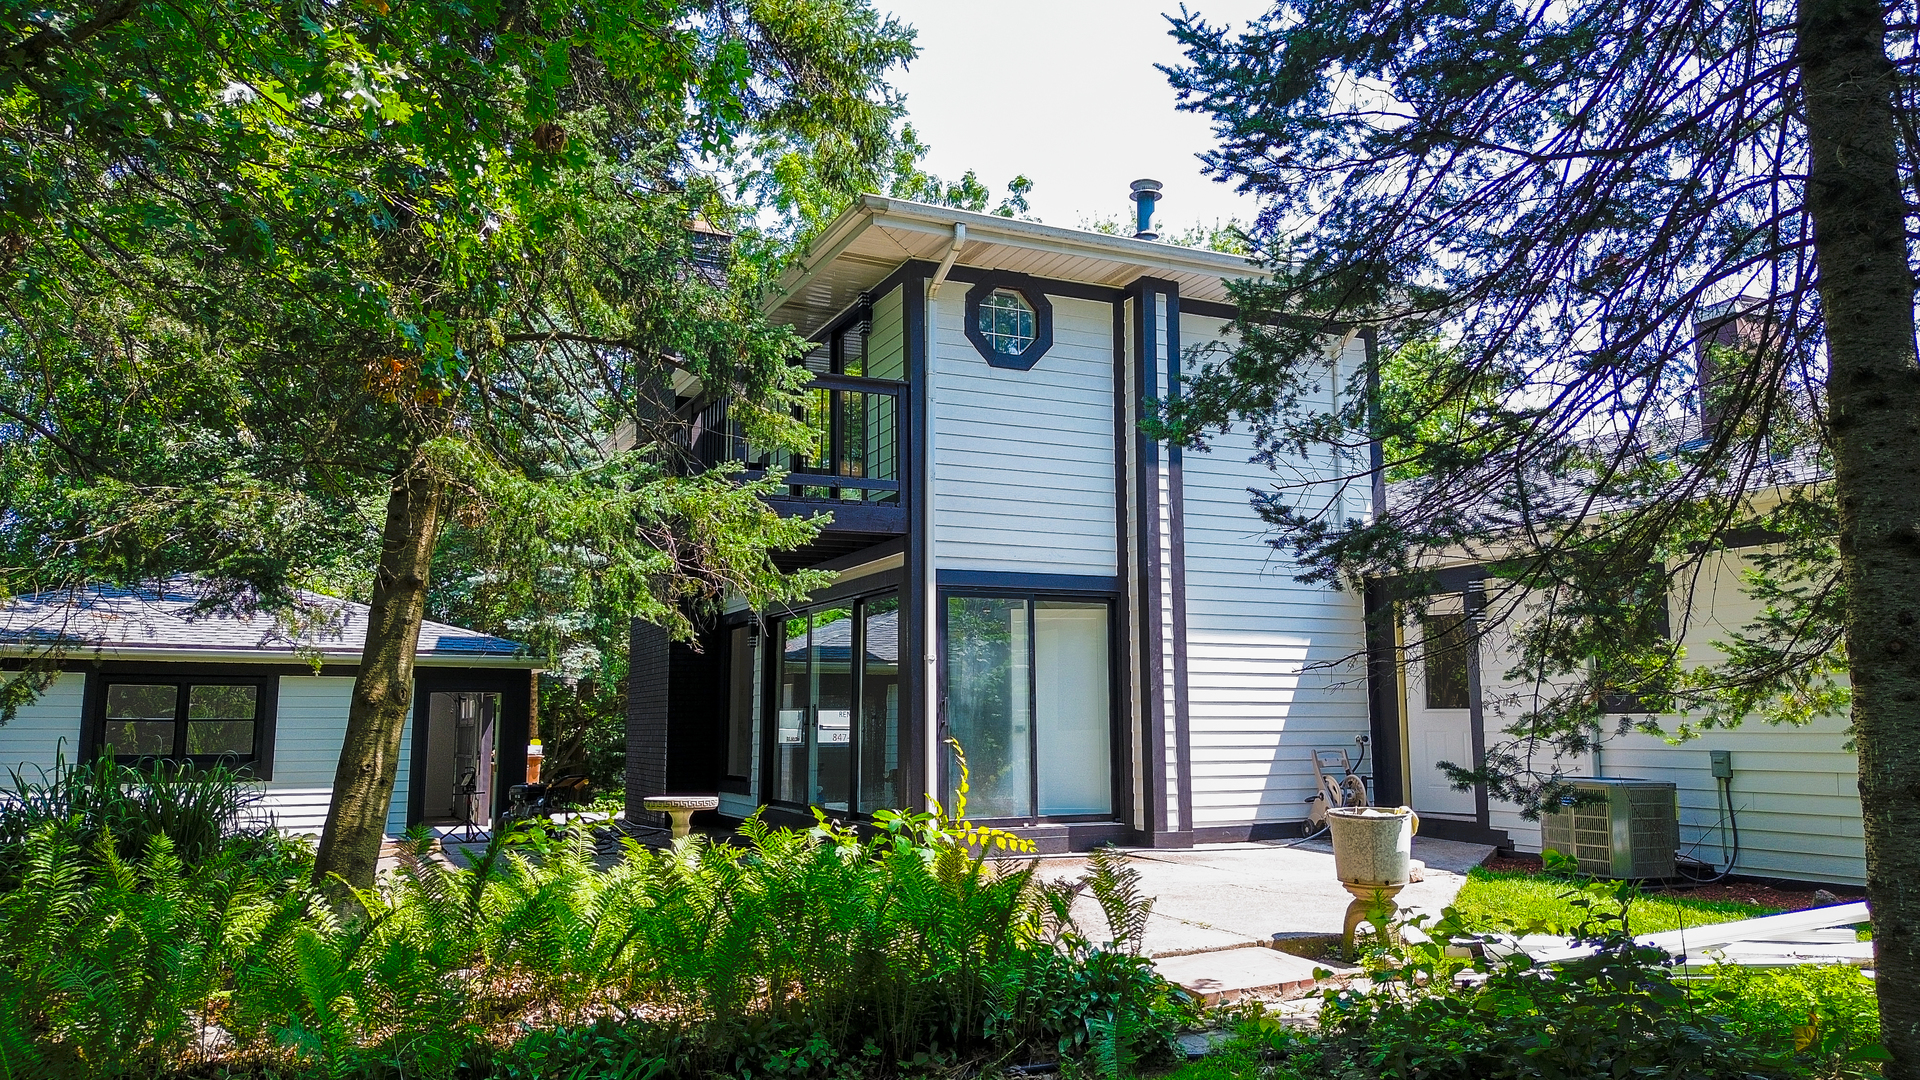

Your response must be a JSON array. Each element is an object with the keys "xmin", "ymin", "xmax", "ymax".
[
  {"xmin": 944, "ymin": 596, "xmax": 1113, "ymax": 820},
  {"xmin": 726, "ymin": 625, "xmax": 755, "ymax": 780},
  {"xmin": 858, "ymin": 596, "xmax": 901, "ymax": 813},
  {"xmin": 945, "ymin": 597, "xmax": 1032, "ymax": 818},
  {"xmin": 811, "ymin": 606, "xmax": 855, "ymax": 811},
  {"xmin": 770, "ymin": 592, "xmax": 902, "ymax": 815},
  {"xmin": 776, "ymin": 613, "xmax": 810, "ymax": 804},
  {"xmin": 1034, "ymin": 603, "xmax": 1112, "ymax": 815},
  {"xmin": 99, "ymin": 677, "xmax": 266, "ymax": 768}
]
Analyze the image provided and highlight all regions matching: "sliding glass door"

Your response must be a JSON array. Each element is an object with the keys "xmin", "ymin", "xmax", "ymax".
[
  {"xmin": 771, "ymin": 593, "xmax": 900, "ymax": 815},
  {"xmin": 944, "ymin": 596, "xmax": 1113, "ymax": 820}
]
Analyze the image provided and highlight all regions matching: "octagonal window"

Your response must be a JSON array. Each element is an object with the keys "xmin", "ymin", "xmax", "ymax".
[{"xmin": 976, "ymin": 288, "xmax": 1037, "ymax": 356}]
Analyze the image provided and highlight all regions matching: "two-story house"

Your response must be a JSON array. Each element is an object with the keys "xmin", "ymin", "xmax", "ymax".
[{"xmin": 626, "ymin": 191, "xmax": 1381, "ymax": 852}]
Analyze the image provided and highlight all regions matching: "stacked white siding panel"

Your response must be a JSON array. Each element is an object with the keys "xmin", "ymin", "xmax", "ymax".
[
  {"xmin": 0, "ymin": 673, "xmax": 85, "ymax": 776},
  {"xmin": 266, "ymin": 675, "xmax": 412, "ymax": 836},
  {"xmin": 1178, "ymin": 331, "xmax": 1371, "ymax": 828},
  {"xmin": 932, "ymin": 292, "xmax": 1117, "ymax": 575},
  {"xmin": 1604, "ymin": 551, "xmax": 1862, "ymax": 884},
  {"xmin": 1469, "ymin": 550, "xmax": 1863, "ymax": 884}
]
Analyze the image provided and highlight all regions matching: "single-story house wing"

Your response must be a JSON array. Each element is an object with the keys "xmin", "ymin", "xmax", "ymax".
[{"xmin": 0, "ymin": 582, "xmax": 540, "ymax": 836}]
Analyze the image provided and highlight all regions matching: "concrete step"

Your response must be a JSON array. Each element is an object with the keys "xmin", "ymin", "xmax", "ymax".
[{"xmin": 1153, "ymin": 945, "xmax": 1340, "ymax": 1004}]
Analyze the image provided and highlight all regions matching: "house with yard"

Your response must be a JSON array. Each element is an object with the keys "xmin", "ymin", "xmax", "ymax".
[
  {"xmin": 0, "ymin": 582, "xmax": 539, "ymax": 836},
  {"xmin": 628, "ymin": 190, "xmax": 1868, "ymax": 887}
]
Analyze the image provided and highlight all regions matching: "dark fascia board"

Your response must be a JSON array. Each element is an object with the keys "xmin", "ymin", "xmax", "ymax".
[
  {"xmin": 943, "ymin": 264, "xmax": 1127, "ymax": 306},
  {"xmin": 961, "ymin": 274, "xmax": 1054, "ymax": 371},
  {"xmin": 11, "ymin": 657, "xmax": 535, "ymax": 683},
  {"xmin": 763, "ymin": 497, "xmax": 907, "ymax": 534},
  {"xmin": 935, "ymin": 571, "xmax": 1120, "ymax": 594}
]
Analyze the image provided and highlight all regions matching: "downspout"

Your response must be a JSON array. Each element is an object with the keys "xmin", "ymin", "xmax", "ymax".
[
  {"xmin": 921, "ymin": 222, "xmax": 963, "ymax": 811},
  {"xmin": 928, "ymin": 223, "xmax": 965, "ymax": 299}
]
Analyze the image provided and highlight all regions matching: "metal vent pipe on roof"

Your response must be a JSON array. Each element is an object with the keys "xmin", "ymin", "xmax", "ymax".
[{"xmin": 1130, "ymin": 179, "xmax": 1163, "ymax": 239}]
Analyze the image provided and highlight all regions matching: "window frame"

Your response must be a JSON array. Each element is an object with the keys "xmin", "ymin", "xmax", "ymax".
[
  {"xmin": 962, "ymin": 276, "xmax": 1054, "ymax": 370},
  {"xmin": 937, "ymin": 587, "xmax": 1119, "ymax": 825},
  {"xmin": 87, "ymin": 670, "xmax": 278, "ymax": 778},
  {"xmin": 760, "ymin": 587, "xmax": 903, "ymax": 817}
]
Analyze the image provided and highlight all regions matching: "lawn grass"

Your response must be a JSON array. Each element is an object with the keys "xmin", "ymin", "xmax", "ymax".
[{"xmin": 1448, "ymin": 866, "xmax": 1779, "ymax": 935}]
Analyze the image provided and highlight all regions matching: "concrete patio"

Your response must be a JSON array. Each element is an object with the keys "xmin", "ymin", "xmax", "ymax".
[
  {"xmin": 1036, "ymin": 834, "xmax": 1495, "ymax": 956},
  {"xmin": 1037, "ymin": 835, "xmax": 1497, "ymax": 1002}
]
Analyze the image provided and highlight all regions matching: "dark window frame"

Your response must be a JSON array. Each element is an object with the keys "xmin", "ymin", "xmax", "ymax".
[
  {"xmin": 962, "ymin": 275, "xmax": 1054, "ymax": 370},
  {"xmin": 88, "ymin": 671, "xmax": 278, "ymax": 778},
  {"xmin": 760, "ymin": 586, "xmax": 903, "ymax": 817},
  {"xmin": 936, "ymin": 586, "xmax": 1120, "ymax": 825}
]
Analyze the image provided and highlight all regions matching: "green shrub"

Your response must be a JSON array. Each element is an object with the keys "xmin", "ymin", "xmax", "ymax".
[
  {"xmin": 0, "ymin": 755, "xmax": 273, "ymax": 887},
  {"xmin": 1279, "ymin": 877, "xmax": 1886, "ymax": 1080},
  {"xmin": 0, "ymin": 825, "xmax": 311, "ymax": 1077},
  {"xmin": 1705, "ymin": 964, "xmax": 1884, "ymax": 1078},
  {"xmin": 0, "ymin": 778, "xmax": 1196, "ymax": 1079}
]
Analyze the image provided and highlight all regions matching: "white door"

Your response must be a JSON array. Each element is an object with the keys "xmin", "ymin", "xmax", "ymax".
[{"xmin": 1405, "ymin": 603, "xmax": 1478, "ymax": 817}]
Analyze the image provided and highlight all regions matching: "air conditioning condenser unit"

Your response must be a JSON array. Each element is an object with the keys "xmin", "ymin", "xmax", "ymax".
[{"xmin": 1539, "ymin": 777, "xmax": 1678, "ymax": 879}]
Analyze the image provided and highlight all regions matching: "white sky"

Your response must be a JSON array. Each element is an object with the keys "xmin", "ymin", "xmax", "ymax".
[{"xmin": 877, "ymin": 0, "xmax": 1273, "ymax": 233}]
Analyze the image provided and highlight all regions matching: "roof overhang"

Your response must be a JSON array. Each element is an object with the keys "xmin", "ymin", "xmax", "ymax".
[{"xmin": 767, "ymin": 195, "xmax": 1263, "ymax": 340}]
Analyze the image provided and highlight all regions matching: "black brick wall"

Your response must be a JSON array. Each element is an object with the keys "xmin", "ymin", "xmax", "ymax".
[
  {"xmin": 625, "ymin": 620, "xmax": 671, "ymax": 824},
  {"xmin": 626, "ymin": 620, "xmax": 729, "ymax": 827}
]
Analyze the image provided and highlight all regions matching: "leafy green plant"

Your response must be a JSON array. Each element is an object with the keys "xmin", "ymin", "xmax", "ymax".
[
  {"xmin": 0, "ymin": 754, "xmax": 274, "ymax": 887},
  {"xmin": 1305, "ymin": 874, "xmax": 1883, "ymax": 1080},
  {"xmin": 0, "ymin": 749, "xmax": 1197, "ymax": 1079}
]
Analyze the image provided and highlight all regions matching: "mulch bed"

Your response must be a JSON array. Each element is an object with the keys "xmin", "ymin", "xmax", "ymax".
[{"xmin": 1480, "ymin": 851, "xmax": 1864, "ymax": 912}]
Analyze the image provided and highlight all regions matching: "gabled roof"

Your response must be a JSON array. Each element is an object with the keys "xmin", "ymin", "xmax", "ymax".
[
  {"xmin": 0, "ymin": 581, "xmax": 535, "ymax": 668},
  {"xmin": 769, "ymin": 195, "xmax": 1260, "ymax": 340}
]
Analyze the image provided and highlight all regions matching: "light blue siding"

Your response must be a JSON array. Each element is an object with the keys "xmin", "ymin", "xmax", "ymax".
[
  {"xmin": 0, "ymin": 673, "xmax": 85, "ymax": 777},
  {"xmin": 267, "ymin": 675, "xmax": 412, "ymax": 837}
]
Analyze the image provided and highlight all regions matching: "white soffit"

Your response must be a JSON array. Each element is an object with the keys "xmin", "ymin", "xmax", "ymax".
[{"xmin": 767, "ymin": 195, "xmax": 1262, "ymax": 340}]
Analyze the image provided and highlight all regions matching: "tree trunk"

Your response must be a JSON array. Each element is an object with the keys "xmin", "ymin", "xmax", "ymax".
[
  {"xmin": 313, "ymin": 448, "xmax": 445, "ymax": 896},
  {"xmin": 1799, "ymin": 0, "xmax": 1920, "ymax": 1072}
]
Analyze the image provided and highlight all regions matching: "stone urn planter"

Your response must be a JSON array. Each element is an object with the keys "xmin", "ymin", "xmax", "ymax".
[{"xmin": 1326, "ymin": 805, "xmax": 1419, "ymax": 952}]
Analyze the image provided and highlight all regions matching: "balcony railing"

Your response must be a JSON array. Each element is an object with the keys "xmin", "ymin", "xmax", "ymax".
[{"xmin": 689, "ymin": 373, "xmax": 904, "ymax": 506}]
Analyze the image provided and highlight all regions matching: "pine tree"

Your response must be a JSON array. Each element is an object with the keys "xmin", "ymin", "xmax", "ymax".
[{"xmin": 1164, "ymin": 0, "xmax": 1919, "ymax": 1067}]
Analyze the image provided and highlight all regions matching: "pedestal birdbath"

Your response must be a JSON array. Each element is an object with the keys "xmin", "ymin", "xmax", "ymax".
[
  {"xmin": 1327, "ymin": 805, "xmax": 1419, "ymax": 954},
  {"xmin": 642, "ymin": 794, "xmax": 719, "ymax": 839}
]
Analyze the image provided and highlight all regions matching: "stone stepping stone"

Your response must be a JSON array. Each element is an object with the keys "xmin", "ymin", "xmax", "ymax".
[{"xmin": 1153, "ymin": 946, "xmax": 1340, "ymax": 1004}]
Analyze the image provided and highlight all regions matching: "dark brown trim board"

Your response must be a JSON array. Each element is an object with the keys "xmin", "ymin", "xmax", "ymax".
[
  {"xmin": 1163, "ymin": 282, "xmax": 1194, "ymax": 837},
  {"xmin": 1129, "ymin": 281, "xmax": 1170, "ymax": 841},
  {"xmin": 1111, "ymin": 298, "xmax": 1136, "ymax": 836}
]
